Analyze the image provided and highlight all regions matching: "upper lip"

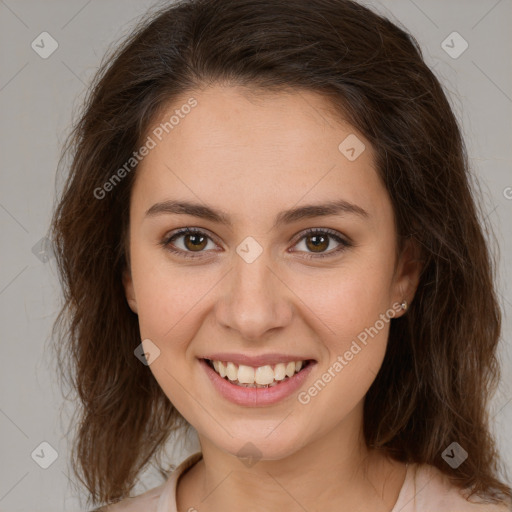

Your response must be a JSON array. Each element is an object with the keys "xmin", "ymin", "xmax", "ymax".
[{"xmin": 200, "ymin": 353, "xmax": 315, "ymax": 367}]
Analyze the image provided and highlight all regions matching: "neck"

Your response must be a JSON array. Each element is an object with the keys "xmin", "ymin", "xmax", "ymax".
[{"xmin": 177, "ymin": 402, "xmax": 407, "ymax": 512}]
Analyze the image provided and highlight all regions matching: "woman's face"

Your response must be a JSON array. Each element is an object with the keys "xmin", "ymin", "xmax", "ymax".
[{"xmin": 123, "ymin": 84, "xmax": 420, "ymax": 460}]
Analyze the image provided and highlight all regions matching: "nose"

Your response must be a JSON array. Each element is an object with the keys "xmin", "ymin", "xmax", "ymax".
[{"xmin": 214, "ymin": 247, "xmax": 293, "ymax": 341}]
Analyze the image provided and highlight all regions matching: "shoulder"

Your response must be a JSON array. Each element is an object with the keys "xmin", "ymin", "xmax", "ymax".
[
  {"xmin": 88, "ymin": 452, "xmax": 203, "ymax": 512},
  {"xmin": 401, "ymin": 462, "xmax": 511, "ymax": 512},
  {"xmin": 91, "ymin": 482, "xmax": 165, "ymax": 512}
]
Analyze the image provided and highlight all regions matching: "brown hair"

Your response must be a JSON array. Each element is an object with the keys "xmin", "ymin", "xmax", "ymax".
[{"xmin": 50, "ymin": 0, "xmax": 511, "ymax": 508}]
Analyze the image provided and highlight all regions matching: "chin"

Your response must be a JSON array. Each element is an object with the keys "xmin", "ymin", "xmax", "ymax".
[{"xmin": 212, "ymin": 424, "xmax": 309, "ymax": 462}]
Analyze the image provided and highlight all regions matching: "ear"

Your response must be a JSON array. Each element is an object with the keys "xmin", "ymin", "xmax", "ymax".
[
  {"xmin": 122, "ymin": 267, "xmax": 138, "ymax": 314},
  {"xmin": 392, "ymin": 237, "xmax": 423, "ymax": 318}
]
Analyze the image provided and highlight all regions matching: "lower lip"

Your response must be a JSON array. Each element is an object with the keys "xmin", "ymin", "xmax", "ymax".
[{"xmin": 200, "ymin": 358, "xmax": 316, "ymax": 407}]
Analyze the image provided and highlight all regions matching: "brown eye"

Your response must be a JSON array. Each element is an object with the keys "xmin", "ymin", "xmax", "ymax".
[
  {"xmin": 292, "ymin": 228, "xmax": 351, "ymax": 259},
  {"xmin": 162, "ymin": 228, "xmax": 217, "ymax": 259},
  {"xmin": 162, "ymin": 227, "xmax": 351, "ymax": 261},
  {"xmin": 305, "ymin": 233, "xmax": 330, "ymax": 253},
  {"xmin": 183, "ymin": 232, "xmax": 208, "ymax": 251}
]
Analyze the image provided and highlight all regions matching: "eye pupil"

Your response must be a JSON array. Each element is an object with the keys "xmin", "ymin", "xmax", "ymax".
[
  {"xmin": 185, "ymin": 233, "xmax": 207, "ymax": 251},
  {"xmin": 306, "ymin": 234, "xmax": 329, "ymax": 252}
]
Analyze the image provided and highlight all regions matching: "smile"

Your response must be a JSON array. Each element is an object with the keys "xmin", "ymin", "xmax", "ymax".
[
  {"xmin": 200, "ymin": 357, "xmax": 316, "ymax": 406},
  {"xmin": 205, "ymin": 358, "xmax": 312, "ymax": 388}
]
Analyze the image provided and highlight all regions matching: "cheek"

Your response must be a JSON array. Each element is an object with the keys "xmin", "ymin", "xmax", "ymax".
[
  {"xmin": 296, "ymin": 288, "xmax": 392, "ymax": 425},
  {"xmin": 130, "ymin": 253, "xmax": 210, "ymax": 416},
  {"xmin": 290, "ymin": 259, "xmax": 395, "ymax": 406},
  {"xmin": 290, "ymin": 258, "xmax": 394, "ymax": 348},
  {"xmin": 130, "ymin": 240, "xmax": 215, "ymax": 341}
]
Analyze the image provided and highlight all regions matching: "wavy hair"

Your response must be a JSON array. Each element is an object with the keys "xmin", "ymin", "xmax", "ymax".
[{"xmin": 50, "ymin": 0, "xmax": 511, "ymax": 507}]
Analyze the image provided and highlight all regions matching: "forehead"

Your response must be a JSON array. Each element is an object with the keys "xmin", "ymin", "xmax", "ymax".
[{"xmin": 131, "ymin": 84, "xmax": 390, "ymax": 226}]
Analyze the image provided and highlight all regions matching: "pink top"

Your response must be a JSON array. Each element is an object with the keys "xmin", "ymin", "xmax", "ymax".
[{"xmin": 100, "ymin": 452, "xmax": 511, "ymax": 512}]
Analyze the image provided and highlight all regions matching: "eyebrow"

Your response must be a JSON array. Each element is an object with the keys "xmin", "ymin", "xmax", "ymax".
[{"xmin": 145, "ymin": 198, "xmax": 369, "ymax": 229}]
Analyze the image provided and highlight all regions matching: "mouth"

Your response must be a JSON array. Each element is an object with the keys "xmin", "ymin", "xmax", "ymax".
[{"xmin": 202, "ymin": 358, "xmax": 315, "ymax": 388}]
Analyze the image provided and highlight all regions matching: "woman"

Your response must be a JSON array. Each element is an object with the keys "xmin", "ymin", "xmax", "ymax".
[{"xmin": 50, "ymin": 0, "xmax": 512, "ymax": 510}]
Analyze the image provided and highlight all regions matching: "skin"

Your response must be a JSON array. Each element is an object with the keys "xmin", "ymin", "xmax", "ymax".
[{"xmin": 122, "ymin": 84, "xmax": 422, "ymax": 512}]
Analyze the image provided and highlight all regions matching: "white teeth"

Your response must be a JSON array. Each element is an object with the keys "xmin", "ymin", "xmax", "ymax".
[
  {"xmin": 274, "ymin": 363, "xmax": 286, "ymax": 381},
  {"xmin": 208, "ymin": 359, "xmax": 308, "ymax": 386},
  {"xmin": 254, "ymin": 365, "xmax": 274, "ymax": 385},
  {"xmin": 285, "ymin": 361, "xmax": 296, "ymax": 378},
  {"xmin": 226, "ymin": 362, "xmax": 238, "ymax": 381},
  {"xmin": 237, "ymin": 364, "xmax": 255, "ymax": 383}
]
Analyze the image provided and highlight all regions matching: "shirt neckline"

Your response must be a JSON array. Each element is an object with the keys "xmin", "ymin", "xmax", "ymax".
[
  {"xmin": 157, "ymin": 452, "xmax": 203, "ymax": 512},
  {"xmin": 391, "ymin": 462, "xmax": 415, "ymax": 511},
  {"xmin": 157, "ymin": 453, "xmax": 414, "ymax": 512}
]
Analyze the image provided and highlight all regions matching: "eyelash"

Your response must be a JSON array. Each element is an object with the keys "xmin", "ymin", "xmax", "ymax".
[{"xmin": 160, "ymin": 227, "xmax": 352, "ymax": 260}]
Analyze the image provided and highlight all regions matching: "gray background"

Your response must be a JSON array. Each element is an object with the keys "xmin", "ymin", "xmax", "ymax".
[{"xmin": 0, "ymin": 1, "xmax": 511, "ymax": 511}]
